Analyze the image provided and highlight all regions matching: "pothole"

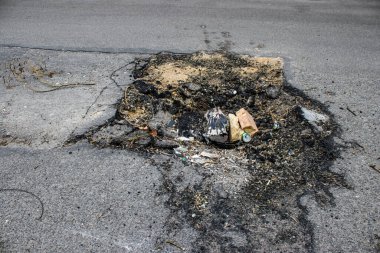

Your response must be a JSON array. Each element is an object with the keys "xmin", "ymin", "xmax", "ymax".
[{"xmin": 79, "ymin": 51, "xmax": 346, "ymax": 251}]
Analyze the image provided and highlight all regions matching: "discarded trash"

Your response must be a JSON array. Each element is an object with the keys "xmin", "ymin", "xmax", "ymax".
[
  {"xmin": 300, "ymin": 107, "xmax": 328, "ymax": 132},
  {"xmin": 200, "ymin": 151, "xmax": 220, "ymax": 159},
  {"xmin": 242, "ymin": 132, "xmax": 252, "ymax": 143},
  {"xmin": 300, "ymin": 107, "xmax": 328, "ymax": 123},
  {"xmin": 174, "ymin": 146, "xmax": 189, "ymax": 164},
  {"xmin": 236, "ymin": 108, "xmax": 259, "ymax": 137},
  {"xmin": 164, "ymin": 240, "xmax": 185, "ymax": 251},
  {"xmin": 205, "ymin": 107, "xmax": 229, "ymax": 136},
  {"xmin": 288, "ymin": 149, "xmax": 295, "ymax": 156},
  {"xmin": 228, "ymin": 113, "xmax": 244, "ymax": 142},
  {"xmin": 83, "ymin": 52, "xmax": 346, "ymax": 217},
  {"xmin": 190, "ymin": 155, "xmax": 208, "ymax": 164},
  {"xmin": 176, "ymin": 136, "xmax": 195, "ymax": 142},
  {"xmin": 174, "ymin": 146, "xmax": 188, "ymax": 154},
  {"xmin": 273, "ymin": 121, "xmax": 280, "ymax": 130}
]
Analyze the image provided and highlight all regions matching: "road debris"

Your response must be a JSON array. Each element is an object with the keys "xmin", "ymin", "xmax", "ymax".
[
  {"xmin": 346, "ymin": 106, "xmax": 357, "ymax": 116},
  {"xmin": 369, "ymin": 164, "xmax": 380, "ymax": 174},
  {"xmin": 242, "ymin": 132, "xmax": 252, "ymax": 143},
  {"xmin": 83, "ymin": 51, "xmax": 344, "ymax": 216},
  {"xmin": 174, "ymin": 146, "xmax": 189, "ymax": 164},
  {"xmin": 266, "ymin": 85, "xmax": 280, "ymax": 99},
  {"xmin": 228, "ymin": 113, "xmax": 244, "ymax": 142},
  {"xmin": 236, "ymin": 108, "xmax": 259, "ymax": 137},
  {"xmin": 73, "ymin": 51, "xmax": 348, "ymax": 252},
  {"xmin": 200, "ymin": 151, "xmax": 220, "ymax": 159},
  {"xmin": 205, "ymin": 107, "xmax": 229, "ymax": 137},
  {"xmin": 273, "ymin": 121, "xmax": 280, "ymax": 130},
  {"xmin": 299, "ymin": 107, "xmax": 328, "ymax": 132}
]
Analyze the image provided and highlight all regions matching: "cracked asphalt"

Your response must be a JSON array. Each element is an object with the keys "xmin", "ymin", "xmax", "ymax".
[{"xmin": 0, "ymin": 0, "xmax": 379, "ymax": 252}]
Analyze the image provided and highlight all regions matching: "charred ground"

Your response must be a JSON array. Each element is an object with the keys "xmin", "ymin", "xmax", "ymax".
[{"xmin": 78, "ymin": 51, "xmax": 347, "ymax": 252}]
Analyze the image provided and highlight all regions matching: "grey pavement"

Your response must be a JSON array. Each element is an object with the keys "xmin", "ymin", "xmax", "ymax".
[{"xmin": 0, "ymin": 0, "xmax": 379, "ymax": 252}]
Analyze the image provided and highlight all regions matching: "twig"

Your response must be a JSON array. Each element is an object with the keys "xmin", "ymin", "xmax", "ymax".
[
  {"xmin": 354, "ymin": 142, "xmax": 365, "ymax": 150},
  {"xmin": 109, "ymin": 61, "xmax": 135, "ymax": 91},
  {"xmin": 346, "ymin": 107, "xmax": 357, "ymax": 116},
  {"xmin": 165, "ymin": 240, "xmax": 185, "ymax": 251},
  {"xmin": 0, "ymin": 188, "xmax": 44, "ymax": 220},
  {"xmin": 369, "ymin": 164, "xmax": 380, "ymax": 174}
]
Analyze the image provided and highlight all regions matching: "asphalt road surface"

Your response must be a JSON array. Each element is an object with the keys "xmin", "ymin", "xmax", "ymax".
[{"xmin": 0, "ymin": 0, "xmax": 379, "ymax": 252}]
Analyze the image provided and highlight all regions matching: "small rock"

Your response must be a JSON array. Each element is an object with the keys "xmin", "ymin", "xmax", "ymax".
[
  {"xmin": 154, "ymin": 140, "xmax": 179, "ymax": 149},
  {"xmin": 288, "ymin": 149, "xmax": 295, "ymax": 156},
  {"xmin": 178, "ymin": 86, "xmax": 192, "ymax": 98},
  {"xmin": 133, "ymin": 80, "xmax": 157, "ymax": 95},
  {"xmin": 166, "ymin": 120, "xmax": 176, "ymax": 128},
  {"xmin": 273, "ymin": 121, "xmax": 280, "ymax": 130},
  {"xmin": 125, "ymin": 130, "xmax": 152, "ymax": 147},
  {"xmin": 266, "ymin": 85, "xmax": 280, "ymax": 99},
  {"xmin": 184, "ymin": 83, "xmax": 201, "ymax": 91},
  {"xmin": 208, "ymin": 135, "xmax": 228, "ymax": 144},
  {"xmin": 246, "ymin": 96, "xmax": 255, "ymax": 107},
  {"xmin": 148, "ymin": 110, "xmax": 173, "ymax": 130},
  {"xmin": 301, "ymin": 129, "xmax": 312, "ymax": 136},
  {"xmin": 226, "ymin": 89, "xmax": 238, "ymax": 97},
  {"xmin": 92, "ymin": 124, "xmax": 134, "ymax": 146},
  {"xmin": 214, "ymin": 183, "xmax": 228, "ymax": 198}
]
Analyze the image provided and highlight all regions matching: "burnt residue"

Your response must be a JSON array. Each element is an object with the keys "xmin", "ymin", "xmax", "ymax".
[{"xmin": 77, "ymin": 51, "xmax": 347, "ymax": 252}]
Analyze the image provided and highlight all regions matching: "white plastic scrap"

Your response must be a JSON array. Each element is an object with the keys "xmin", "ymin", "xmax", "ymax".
[
  {"xmin": 301, "ymin": 107, "xmax": 328, "ymax": 123},
  {"xmin": 190, "ymin": 155, "xmax": 208, "ymax": 164},
  {"xmin": 200, "ymin": 151, "xmax": 220, "ymax": 159},
  {"xmin": 176, "ymin": 136, "xmax": 195, "ymax": 142},
  {"xmin": 301, "ymin": 107, "xmax": 328, "ymax": 132}
]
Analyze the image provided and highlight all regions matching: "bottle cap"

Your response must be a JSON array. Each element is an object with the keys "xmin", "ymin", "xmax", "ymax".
[{"xmin": 242, "ymin": 132, "xmax": 251, "ymax": 142}]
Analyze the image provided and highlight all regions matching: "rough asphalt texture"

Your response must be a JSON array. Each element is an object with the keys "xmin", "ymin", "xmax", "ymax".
[{"xmin": 0, "ymin": 0, "xmax": 379, "ymax": 252}]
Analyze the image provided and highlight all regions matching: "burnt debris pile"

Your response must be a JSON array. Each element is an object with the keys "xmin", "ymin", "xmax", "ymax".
[{"xmin": 88, "ymin": 52, "xmax": 346, "ymax": 205}]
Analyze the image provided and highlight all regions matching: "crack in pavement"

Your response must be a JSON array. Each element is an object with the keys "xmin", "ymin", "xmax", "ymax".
[
  {"xmin": 109, "ymin": 61, "xmax": 136, "ymax": 92},
  {"xmin": 81, "ymin": 86, "xmax": 108, "ymax": 119},
  {"xmin": 0, "ymin": 44, "xmax": 190, "ymax": 55}
]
